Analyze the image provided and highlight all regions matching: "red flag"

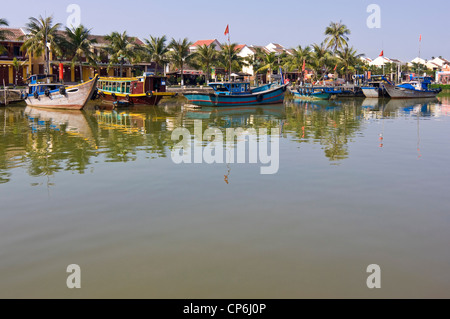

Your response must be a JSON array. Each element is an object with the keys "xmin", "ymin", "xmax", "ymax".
[
  {"xmin": 224, "ymin": 24, "xmax": 229, "ymax": 36},
  {"xmin": 333, "ymin": 64, "xmax": 337, "ymax": 71},
  {"xmin": 419, "ymin": 34, "xmax": 422, "ymax": 42},
  {"xmin": 302, "ymin": 59, "xmax": 306, "ymax": 72},
  {"xmin": 379, "ymin": 50, "xmax": 384, "ymax": 56}
]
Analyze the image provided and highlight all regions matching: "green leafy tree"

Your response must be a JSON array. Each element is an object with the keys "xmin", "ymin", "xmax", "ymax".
[
  {"xmin": 143, "ymin": 35, "xmax": 169, "ymax": 76},
  {"xmin": 168, "ymin": 38, "xmax": 192, "ymax": 86},
  {"xmin": 310, "ymin": 42, "xmax": 333, "ymax": 81},
  {"xmin": 104, "ymin": 31, "xmax": 139, "ymax": 77},
  {"xmin": 218, "ymin": 43, "xmax": 245, "ymax": 81},
  {"xmin": 244, "ymin": 47, "xmax": 265, "ymax": 85},
  {"xmin": 0, "ymin": 18, "xmax": 13, "ymax": 54},
  {"xmin": 191, "ymin": 43, "xmax": 218, "ymax": 82},
  {"xmin": 63, "ymin": 25, "xmax": 98, "ymax": 81},
  {"xmin": 284, "ymin": 45, "xmax": 312, "ymax": 82},
  {"xmin": 324, "ymin": 20, "xmax": 351, "ymax": 53},
  {"xmin": 21, "ymin": 16, "xmax": 63, "ymax": 75},
  {"xmin": 257, "ymin": 52, "xmax": 278, "ymax": 83},
  {"xmin": 336, "ymin": 46, "xmax": 364, "ymax": 81}
]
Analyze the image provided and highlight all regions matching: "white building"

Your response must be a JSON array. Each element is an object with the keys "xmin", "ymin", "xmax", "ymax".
[
  {"xmin": 369, "ymin": 56, "xmax": 393, "ymax": 66},
  {"xmin": 408, "ymin": 57, "xmax": 427, "ymax": 66},
  {"xmin": 237, "ymin": 45, "xmax": 270, "ymax": 76},
  {"xmin": 429, "ymin": 57, "xmax": 450, "ymax": 69}
]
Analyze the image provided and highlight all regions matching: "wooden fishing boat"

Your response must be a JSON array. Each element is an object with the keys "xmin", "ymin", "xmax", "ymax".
[
  {"xmin": 97, "ymin": 75, "xmax": 176, "ymax": 106},
  {"xmin": 24, "ymin": 75, "xmax": 98, "ymax": 110},
  {"xmin": 288, "ymin": 86, "xmax": 335, "ymax": 100},
  {"xmin": 183, "ymin": 82, "xmax": 288, "ymax": 107},
  {"xmin": 361, "ymin": 75, "xmax": 390, "ymax": 98},
  {"xmin": 384, "ymin": 76, "xmax": 442, "ymax": 99}
]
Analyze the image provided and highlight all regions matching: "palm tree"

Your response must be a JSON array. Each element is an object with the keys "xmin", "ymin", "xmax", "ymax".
[
  {"xmin": 256, "ymin": 52, "xmax": 281, "ymax": 83},
  {"xmin": 324, "ymin": 21, "xmax": 351, "ymax": 53},
  {"xmin": 336, "ymin": 46, "xmax": 364, "ymax": 81},
  {"xmin": 310, "ymin": 42, "xmax": 333, "ymax": 81},
  {"xmin": 104, "ymin": 31, "xmax": 139, "ymax": 77},
  {"xmin": 219, "ymin": 43, "xmax": 245, "ymax": 81},
  {"xmin": 63, "ymin": 25, "xmax": 97, "ymax": 81},
  {"xmin": 284, "ymin": 45, "xmax": 312, "ymax": 83},
  {"xmin": 21, "ymin": 16, "xmax": 63, "ymax": 76},
  {"xmin": 0, "ymin": 18, "xmax": 13, "ymax": 54},
  {"xmin": 168, "ymin": 38, "xmax": 192, "ymax": 86},
  {"xmin": 192, "ymin": 44, "xmax": 217, "ymax": 82},
  {"xmin": 143, "ymin": 35, "xmax": 169, "ymax": 76},
  {"xmin": 244, "ymin": 47, "xmax": 265, "ymax": 86}
]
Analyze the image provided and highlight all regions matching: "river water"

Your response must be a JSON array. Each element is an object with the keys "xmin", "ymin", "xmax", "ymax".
[{"xmin": 1, "ymin": 95, "xmax": 450, "ymax": 298}]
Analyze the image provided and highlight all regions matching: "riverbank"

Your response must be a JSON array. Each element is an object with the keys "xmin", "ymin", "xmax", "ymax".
[{"xmin": 431, "ymin": 84, "xmax": 450, "ymax": 90}]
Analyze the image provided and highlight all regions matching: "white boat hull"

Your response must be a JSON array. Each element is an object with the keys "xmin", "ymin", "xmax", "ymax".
[
  {"xmin": 25, "ymin": 76, "xmax": 98, "ymax": 110},
  {"xmin": 361, "ymin": 87, "xmax": 379, "ymax": 98}
]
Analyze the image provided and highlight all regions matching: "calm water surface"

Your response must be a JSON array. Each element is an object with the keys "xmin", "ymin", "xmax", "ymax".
[{"xmin": 1, "ymin": 95, "xmax": 450, "ymax": 298}]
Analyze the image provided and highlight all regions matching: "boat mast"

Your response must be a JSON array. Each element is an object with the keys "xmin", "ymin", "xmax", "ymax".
[{"xmin": 418, "ymin": 34, "xmax": 422, "ymax": 76}]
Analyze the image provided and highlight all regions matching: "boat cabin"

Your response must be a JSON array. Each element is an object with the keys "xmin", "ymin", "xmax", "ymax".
[
  {"xmin": 98, "ymin": 75, "xmax": 167, "ymax": 95},
  {"xmin": 26, "ymin": 74, "xmax": 62, "ymax": 95},
  {"xmin": 399, "ymin": 76, "xmax": 433, "ymax": 91},
  {"xmin": 208, "ymin": 82, "xmax": 251, "ymax": 95}
]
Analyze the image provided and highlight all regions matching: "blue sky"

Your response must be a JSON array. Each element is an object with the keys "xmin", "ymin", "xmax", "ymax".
[{"xmin": 2, "ymin": 0, "xmax": 449, "ymax": 61}]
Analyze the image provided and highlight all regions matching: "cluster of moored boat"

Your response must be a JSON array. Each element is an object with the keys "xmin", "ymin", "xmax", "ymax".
[
  {"xmin": 12, "ymin": 73, "xmax": 443, "ymax": 110},
  {"xmin": 289, "ymin": 75, "xmax": 442, "ymax": 101}
]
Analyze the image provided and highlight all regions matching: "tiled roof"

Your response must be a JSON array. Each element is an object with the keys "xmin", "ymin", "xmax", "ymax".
[
  {"xmin": 234, "ymin": 44, "xmax": 245, "ymax": 52},
  {"xmin": 270, "ymin": 43, "xmax": 284, "ymax": 49},
  {"xmin": 248, "ymin": 45, "xmax": 270, "ymax": 54},
  {"xmin": 191, "ymin": 39, "xmax": 217, "ymax": 47},
  {"xmin": 0, "ymin": 28, "xmax": 25, "ymax": 42}
]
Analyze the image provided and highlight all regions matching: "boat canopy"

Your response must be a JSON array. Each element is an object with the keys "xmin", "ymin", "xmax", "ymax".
[
  {"xmin": 27, "ymin": 74, "xmax": 58, "ymax": 84},
  {"xmin": 208, "ymin": 82, "xmax": 251, "ymax": 95},
  {"xmin": 398, "ymin": 76, "xmax": 433, "ymax": 91}
]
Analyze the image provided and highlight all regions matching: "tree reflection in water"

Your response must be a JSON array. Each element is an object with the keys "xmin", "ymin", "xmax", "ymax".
[
  {"xmin": 283, "ymin": 99, "xmax": 364, "ymax": 162},
  {"xmin": 0, "ymin": 97, "xmax": 441, "ymax": 184}
]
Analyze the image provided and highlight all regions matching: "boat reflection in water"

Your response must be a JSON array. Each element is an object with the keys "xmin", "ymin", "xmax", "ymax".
[
  {"xmin": 2, "ymin": 96, "xmax": 450, "ymax": 298},
  {"xmin": 25, "ymin": 106, "xmax": 95, "ymax": 142},
  {"xmin": 0, "ymin": 96, "xmax": 448, "ymax": 184}
]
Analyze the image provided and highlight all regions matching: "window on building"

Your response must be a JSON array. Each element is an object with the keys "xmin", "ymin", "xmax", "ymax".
[{"xmin": 13, "ymin": 46, "xmax": 21, "ymax": 57}]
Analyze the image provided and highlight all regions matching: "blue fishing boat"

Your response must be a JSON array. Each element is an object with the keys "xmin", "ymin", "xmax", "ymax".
[
  {"xmin": 288, "ymin": 86, "xmax": 341, "ymax": 100},
  {"xmin": 182, "ymin": 82, "xmax": 288, "ymax": 107},
  {"xmin": 384, "ymin": 76, "xmax": 441, "ymax": 99}
]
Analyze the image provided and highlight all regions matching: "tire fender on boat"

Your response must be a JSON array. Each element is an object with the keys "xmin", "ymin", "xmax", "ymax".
[
  {"xmin": 33, "ymin": 91, "xmax": 39, "ymax": 99},
  {"xmin": 112, "ymin": 93, "xmax": 117, "ymax": 100},
  {"xmin": 257, "ymin": 94, "xmax": 263, "ymax": 102},
  {"xmin": 282, "ymin": 85, "xmax": 287, "ymax": 92},
  {"xmin": 146, "ymin": 91, "xmax": 153, "ymax": 98}
]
